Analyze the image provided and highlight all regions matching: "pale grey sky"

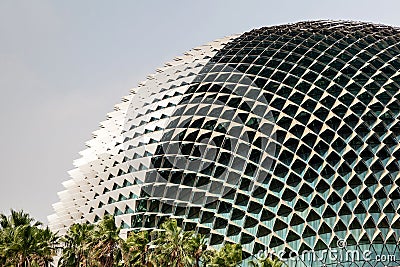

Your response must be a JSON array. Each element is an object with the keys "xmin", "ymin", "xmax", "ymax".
[{"xmin": 1, "ymin": 0, "xmax": 400, "ymax": 223}]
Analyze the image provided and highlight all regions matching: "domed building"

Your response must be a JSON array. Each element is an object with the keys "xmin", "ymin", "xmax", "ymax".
[{"xmin": 49, "ymin": 21, "xmax": 400, "ymax": 266}]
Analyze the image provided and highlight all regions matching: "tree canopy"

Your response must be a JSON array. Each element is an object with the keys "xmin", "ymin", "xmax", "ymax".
[{"xmin": 0, "ymin": 210, "xmax": 284, "ymax": 267}]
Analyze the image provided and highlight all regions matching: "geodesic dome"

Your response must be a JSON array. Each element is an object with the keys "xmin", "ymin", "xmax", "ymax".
[{"xmin": 50, "ymin": 20, "xmax": 400, "ymax": 266}]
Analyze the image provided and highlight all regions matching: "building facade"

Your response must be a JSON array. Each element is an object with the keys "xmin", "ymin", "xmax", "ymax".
[{"xmin": 49, "ymin": 21, "xmax": 400, "ymax": 266}]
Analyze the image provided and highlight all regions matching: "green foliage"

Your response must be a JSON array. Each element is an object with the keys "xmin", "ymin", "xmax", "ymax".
[
  {"xmin": 121, "ymin": 231, "xmax": 150, "ymax": 266},
  {"xmin": 209, "ymin": 243, "xmax": 242, "ymax": 267},
  {"xmin": 89, "ymin": 215, "xmax": 123, "ymax": 267},
  {"xmin": 249, "ymin": 256, "xmax": 285, "ymax": 267},
  {"xmin": 0, "ymin": 211, "xmax": 245, "ymax": 267},
  {"xmin": 59, "ymin": 223, "xmax": 94, "ymax": 267},
  {"xmin": 151, "ymin": 219, "xmax": 208, "ymax": 267},
  {"xmin": 260, "ymin": 257, "xmax": 284, "ymax": 267},
  {"xmin": 0, "ymin": 209, "xmax": 58, "ymax": 267}
]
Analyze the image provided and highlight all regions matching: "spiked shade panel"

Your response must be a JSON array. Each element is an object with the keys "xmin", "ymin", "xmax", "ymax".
[{"xmin": 50, "ymin": 21, "xmax": 400, "ymax": 266}]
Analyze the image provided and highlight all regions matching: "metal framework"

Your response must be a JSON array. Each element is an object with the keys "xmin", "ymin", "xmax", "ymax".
[{"xmin": 50, "ymin": 21, "xmax": 400, "ymax": 266}]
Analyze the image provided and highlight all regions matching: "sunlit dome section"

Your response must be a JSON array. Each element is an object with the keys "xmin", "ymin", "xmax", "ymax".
[
  {"xmin": 50, "ymin": 20, "xmax": 400, "ymax": 266},
  {"xmin": 48, "ymin": 35, "xmax": 239, "ymax": 234}
]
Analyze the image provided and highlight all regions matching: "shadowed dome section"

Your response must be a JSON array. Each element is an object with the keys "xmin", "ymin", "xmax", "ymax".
[{"xmin": 50, "ymin": 21, "xmax": 400, "ymax": 266}]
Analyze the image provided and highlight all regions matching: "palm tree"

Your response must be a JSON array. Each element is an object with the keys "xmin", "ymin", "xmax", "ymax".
[
  {"xmin": 186, "ymin": 233, "xmax": 207, "ymax": 267},
  {"xmin": 89, "ymin": 215, "xmax": 123, "ymax": 267},
  {"xmin": 209, "ymin": 243, "xmax": 242, "ymax": 267},
  {"xmin": 256, "ymin": 257, "xmax": 284, "ymax": 267},
  {"xmin": 151, "ymin": 219, "xmax": 195, "ymax": 267},
  {"xmin": 199, "ymin": 249, "xmax": 216, "ymax": 267},
  {"xmin": 0, "ymin": 210, "xmax": 58, "ymax": 267},
  {"xmin": 122, "ymin": 230, "xmax": 150, "ymax": 266},
  {"xmin": 0, "ymin": 209, "xmax": 41, "ymax": 229},
  {"xmin": 59, "ymin": 223, "xmax": 94, "ymax": 267},
  {"xmin": 32, "ymin": 226, "xmax": 59, "ymax": 266},
  {"xmin": 2, "ymin": 224, "xmax": 37, "ymax": 266}
]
